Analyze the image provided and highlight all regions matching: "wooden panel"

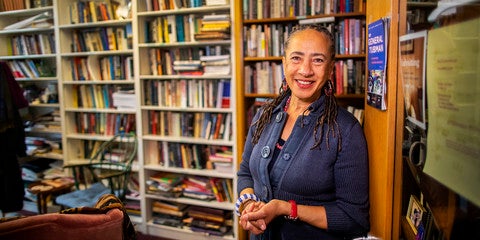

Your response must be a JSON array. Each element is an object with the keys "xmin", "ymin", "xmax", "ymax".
[
  {"xmin": 393, "ymin": 1, "xmax": 408, "ymax": 239},
  {"xmin": 233, "ymin": 1, "xmax": 247, "ymax": 239},
  {"xmin": 364, "ymin": 1, "xmax": 401, "ymax": 239}
]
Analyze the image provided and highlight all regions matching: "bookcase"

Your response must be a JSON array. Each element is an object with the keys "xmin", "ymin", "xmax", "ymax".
[
  {"xmin": 0, "ymin": 2, "xmax": 63, "ymax": 170},
  {"xmin": 55, "ymin": 0, "xmax": 140, "ymax": 222},
  {"xmin": 136, "ymin": 0, "xmax": 238, "ymax": 239},
  {"xmin": 234, "ymin": 0, "xmax": 367, "ymax": 173}
]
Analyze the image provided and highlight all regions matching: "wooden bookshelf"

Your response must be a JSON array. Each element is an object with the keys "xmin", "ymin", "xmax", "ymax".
[{"xmin": 136, "ymin": 0, "xmax": 238, "ymax": 239}]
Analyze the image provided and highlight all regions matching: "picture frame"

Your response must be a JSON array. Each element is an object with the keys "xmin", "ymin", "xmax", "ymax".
[
  {"xmin": 406, "ymin": 195, "xmax": 426, "ymax": 235},
  {"xmin": 399, "ymin": 30, "xmax": 428, "ymax": 130}
]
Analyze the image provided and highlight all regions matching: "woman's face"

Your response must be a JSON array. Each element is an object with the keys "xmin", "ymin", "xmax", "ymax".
[{"xmin": 283, "ymin": 29, "xmax": 334, "ymax": 103}]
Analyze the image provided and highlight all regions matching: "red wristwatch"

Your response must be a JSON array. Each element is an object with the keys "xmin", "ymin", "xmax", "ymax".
[{"xmin": 285, "ymin": 200, "xmax": 298, "ymax": 221}]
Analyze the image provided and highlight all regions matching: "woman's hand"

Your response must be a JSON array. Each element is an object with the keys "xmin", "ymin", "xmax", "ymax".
[
  {"xmin": 240, "ymin": 199, "xmax": 287, "ymax": 234},
  {"xmin": 239, "ymin": 201, "xmax": 267, "ymax": 235}
]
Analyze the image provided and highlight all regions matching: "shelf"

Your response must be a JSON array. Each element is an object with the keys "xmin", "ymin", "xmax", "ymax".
[
  {"xmin": 0, "ymin": 6, "xmax": 54, "ymax": 17},
  {"xmin": 0, "ymin": 26, "xmax": 54, "ymax": 35},
  {"xmin": 137, "ymin": 5, "xmax": 230, "ymax": 16},
  {"xmin": 138, "ymin": 40, "xmax": 231, "ymax": 48},
  {"xmin": 147, "ymin": 222, "xmax": 235, "ymax": 240},
  {"xmin": 407, "ymin": 1, "xmax": 437, "ymax": 8},
  {"xmin": 144, "ymin": 164, "xmax": 234, "ymax": 179},
  {"xmin": 243, "ymin": 12, "xmax": 366, "ymax": 24},
  {"xmin": 58, "ymin": 19, "xmax": 132, "ymax": 29},
  {"xmin": 0, "ymin": 54, "xmax": 56, "ymax": 60}
]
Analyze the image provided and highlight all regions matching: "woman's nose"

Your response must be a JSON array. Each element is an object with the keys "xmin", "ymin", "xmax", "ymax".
[{"xmin": 299, "ymin": 61, "xmax": 313, "ymax": 77}]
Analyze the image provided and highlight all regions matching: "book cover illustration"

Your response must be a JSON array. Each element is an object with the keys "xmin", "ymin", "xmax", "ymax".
[
  {"xmin": 366, "ymin": 17, "xmax": 389, "ymax": 110},
  {"xmin": 399, "ymin": 30, "xmax": 428, "ymax": 130}
]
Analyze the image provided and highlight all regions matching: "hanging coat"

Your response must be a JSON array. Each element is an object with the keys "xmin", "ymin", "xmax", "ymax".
[{"xmin": 0, "ymin": 61, "xmax": 28, "ymax": 213}]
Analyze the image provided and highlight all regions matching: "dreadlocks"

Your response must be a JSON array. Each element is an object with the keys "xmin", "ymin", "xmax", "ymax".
[{"xmin": 250, "ymin": 24, "xmax": 342, "ymax": 151}]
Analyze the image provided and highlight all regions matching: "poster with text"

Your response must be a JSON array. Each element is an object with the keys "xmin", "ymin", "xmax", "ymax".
[
  {"xmin": 366, "ymin": 18, "xmax": 389, "ymax": 110},
  {"xmin": 399, "ymin": 30, "xmax": 428, "ymax": 130},
  {"xmin": 424, "ymin": 17, "xmax": 480, "ymax": 206}
]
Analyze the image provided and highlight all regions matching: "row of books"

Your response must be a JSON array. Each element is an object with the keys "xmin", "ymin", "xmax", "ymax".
[
  {"xmin": 244, "ymin": 61, "xmax": 283, "ymax": 95},
  {"xmin": 148, "ymin": 47, "xmax": 231, "ymax": 76},
  {"xmin": 243, "ymin": 0, "xmax": 365, "ymax": 20},
  {"xmin": 7, "ymin": 33, "xmax": 55, "ymax": 56},
  {"xmin": 7, "ymin": 59, "xmax": 55, "ymax": 79},
  {"xmin": 68, "ymin": 0, "xmax": 123, "ymax": 24},
  {"xmin": 244, "ymin": 18, "xmax": 364, "ymax": 58},
  {"xmin": 152, "ymin": 204, "xmax": 233, "ymax": 236},
  {"xmin": 70, "ymin": 55, "xmax": 134, "ymax": 81},
  {"xmin": 151, "ymin": 142, "xmax": 233, "ymax": 171},
  {"xmin": 334, "ymin": 59, "xmax": 365, "ymax": 95},
  {"xmin": 0, "ymin": 0, "xmax": 51, "ymax": 12},
  {"xmin": 144, "ymin": 0, "xmax": 228, "ymax": 12},
  {"xmin": 143, "ymin": 79, "xmax": 230, "ymax": 108},
  {"xmin": 72, "ymin": 84, "xmax": 117, "ymax": 109},
  {"xmin": 71, "ymin": 25, "xmax": 132, "ymax": 53},
  {"xmin": 146, "ymin": 111, "xmax": 232, "ymax": 141},
  {"xmin": 144, "ymin": 14, "xmax": 201, "ymax": 44},
  {"xmin": 147, "ymin": 173, "xmax": 233, "ymax": 203},
  {"xmin": 74, "ymin": 112, "xmax": 135, "ymax": 136}
]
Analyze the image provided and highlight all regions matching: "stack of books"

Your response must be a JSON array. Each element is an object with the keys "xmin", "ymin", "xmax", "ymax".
[
  {"xmin": 173, "ymin": 60, "xmax": 203, "ymax": 75},
  {"xmin": 194, "ymin": 14, "xmax": 230, "ymax": 41},
  {"xmin": 146, "ymin": 173, "xmax": 183, "ymax": 197},
  {"xmin": 185, "ymin": 206, "xmax": 232, "ymax": 236},
  {"xmin": 112, "ymin": 89, "xmax": 136, "ymax": 110},
  {"xmin": 200, "ymin": 54, "xmax": 230, "ymax": 76},
  {"xmin": 182, "ymin": 176, "xmax": 216, "ymax": 201}
]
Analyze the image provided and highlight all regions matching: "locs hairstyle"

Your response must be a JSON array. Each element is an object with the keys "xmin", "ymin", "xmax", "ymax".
[{"xmin": 250, "ymin": 24, "xmax": 342, "ymax": 151}]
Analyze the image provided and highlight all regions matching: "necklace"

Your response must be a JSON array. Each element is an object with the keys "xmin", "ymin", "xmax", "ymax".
[{"xmin": 283, "ymin": 96, "xmax": 291, "ymax": 112}]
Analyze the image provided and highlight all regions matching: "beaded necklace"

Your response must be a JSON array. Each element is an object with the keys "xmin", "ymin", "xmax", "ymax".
[
  {"xmin": 276, "ymin": 96, "xmax": 291, "ymax": 150},
  {"xmin": 283, "ymin": 96, "xmax": 291, "ymax": 112}
]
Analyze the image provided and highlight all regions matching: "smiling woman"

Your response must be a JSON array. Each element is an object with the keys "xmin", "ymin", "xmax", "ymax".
[{"xmin": 236, "ymin": 24, "xmax": 370, "ymax": 240}]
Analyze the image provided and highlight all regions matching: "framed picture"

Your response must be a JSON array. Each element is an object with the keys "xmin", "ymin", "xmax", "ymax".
[
  {"xmin": 399, "ymin": 30, "xmax": 428, "ymax": 130},
  {"xmin": 406, "ymin": 195, "xmax": 426, "ymax": 235}
]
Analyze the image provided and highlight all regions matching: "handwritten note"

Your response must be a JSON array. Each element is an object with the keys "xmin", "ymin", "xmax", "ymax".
[{"xmin": 424, "ymin": 17, "xmax": 480, "ymax": 206}]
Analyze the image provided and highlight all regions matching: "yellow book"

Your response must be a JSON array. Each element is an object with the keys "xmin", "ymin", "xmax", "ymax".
[
  {"xmin": 89, "ymin": 1, "xmax": 98, "ymax": 22},
  {"xmin": 106, "ymin": 27, "xmax": 117, "ymax": 50},
  {"xmin": 162, "ymin": 17, "xmax": 170, "ymax": 43},
  {"xmin": 156, "ymin": 17, "xmax": 164, "ymax": 43}
]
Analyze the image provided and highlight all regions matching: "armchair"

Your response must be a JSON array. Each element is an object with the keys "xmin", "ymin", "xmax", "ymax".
[
  {"xmin": 56, "ymin": 132, "xmax": 137, "ymax": 208},
  {"xmin": 0, "ymin": 194, "xmax": 137, "ymax": 240}
]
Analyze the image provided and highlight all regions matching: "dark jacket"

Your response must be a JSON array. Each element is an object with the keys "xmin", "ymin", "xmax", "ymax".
[
  {"xmin": 237, "ymin": 94, "xmax": 370, "ymax": 239},
  {"xmin": 0, "ymin": 61, "xmax": 28, "ymax": 212}
]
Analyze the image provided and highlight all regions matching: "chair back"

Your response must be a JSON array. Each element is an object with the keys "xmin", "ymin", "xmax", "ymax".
[{"xmin": 88, "ymin": 132, "xmax": 138, "ymax": 200}]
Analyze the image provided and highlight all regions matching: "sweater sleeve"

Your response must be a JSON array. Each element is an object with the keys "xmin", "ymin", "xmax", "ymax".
[
  {"xmin": 236, "ymin": 108, "xmax": 262, "ymax": 195},
  {"xmin": 324, "ymin": 119, "xmax": 370, "ymax": 235}
]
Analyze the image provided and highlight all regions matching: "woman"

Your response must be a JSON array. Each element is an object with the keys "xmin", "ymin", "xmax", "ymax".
[{"xmin": 236, "ymin": 24, "xmax": 370, "ymax": 239}]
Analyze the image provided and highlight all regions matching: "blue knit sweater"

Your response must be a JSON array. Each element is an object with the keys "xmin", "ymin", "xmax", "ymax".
[{"xmin": 237, "ymin": 95, "xmax": 370, "ymax": 239}]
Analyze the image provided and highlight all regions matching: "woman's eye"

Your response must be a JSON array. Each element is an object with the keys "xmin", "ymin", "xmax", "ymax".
[{"xmin": 290, "ymin": 56, "xmax": 301, "ymax": 62}]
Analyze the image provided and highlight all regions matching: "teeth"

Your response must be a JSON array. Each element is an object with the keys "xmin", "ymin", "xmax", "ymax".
[{"xmin": 297, "ymin": 80, "xmax": 312, "ymax": 85}]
